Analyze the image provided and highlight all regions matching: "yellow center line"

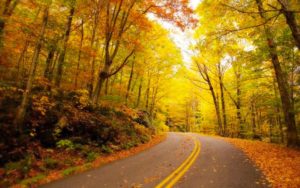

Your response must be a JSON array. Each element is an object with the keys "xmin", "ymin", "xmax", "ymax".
[{"xmin": 155, "ymin": 136, "xmax": 201, "ymax": 188}]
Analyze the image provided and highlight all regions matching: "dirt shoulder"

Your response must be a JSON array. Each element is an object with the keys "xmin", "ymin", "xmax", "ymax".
[{"xmin": 7, "ymin": 134, "xmax": 166, "ymax": 188}]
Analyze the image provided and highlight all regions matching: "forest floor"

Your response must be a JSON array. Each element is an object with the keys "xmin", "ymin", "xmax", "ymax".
[{"xmin": 223, "ymin": 137, "xmax": 300, "ymax": 188}]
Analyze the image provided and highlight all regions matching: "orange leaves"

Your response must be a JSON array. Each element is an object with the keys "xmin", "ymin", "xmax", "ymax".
[
  {"xmin": 146, "ymin": 0, "xmax": 198, "ymax": 30},
  {"xmin": 224, "ymin": 138, "xmax": 300, "ymax": 188}
]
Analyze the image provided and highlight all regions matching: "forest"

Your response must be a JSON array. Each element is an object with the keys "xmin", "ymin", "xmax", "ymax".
[{"xmin": 0, "ymin": 0, "xmax": 299, "ymax": 187}]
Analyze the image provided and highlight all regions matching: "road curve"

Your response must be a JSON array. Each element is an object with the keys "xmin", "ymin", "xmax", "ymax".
[{"xmin": 41, "ymin": 133, "xmax": 269, "ymax": 188}]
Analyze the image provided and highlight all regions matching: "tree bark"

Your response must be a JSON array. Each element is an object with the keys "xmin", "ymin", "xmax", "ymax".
[
  {"xmin": 0, "ymin": 18, "xmax": 5, "ymax": 49},
  {"xmin": 44, "ymin": 45, "xmax": 56, "ymax": 80},
  {"xmin": 105, "ymin": 78, "xmax": 109, "ymax": 95},
  {"xmin": 277, "ymin": 0, "xmax": 300, "ymax": 49},
  {"xmin": 74, "ymin": 19, "xmax": 84, "ymax": 89},
  {"xmin": 218, "ymin": 63, "xmax": 227, "ymax": 135},
  {"xmin": 273, "ymin": 76, "xmax": 285, "ymax": 143},
  {"xmin": 126, "ymin": 61, "xmax": 134, "ymax": 102},
  {"xmin": 14, "ymin": 6, "xmax": 49, "ymax": 128},
  {"xmin": 91, "ymin": 0, "xmax": 136, "ymax": 105},
  {"xmin": 55, "ymin": 3, "xmax": 75, "ymax": 87},
  {"xmin": 236, "ymin": 69, "xmax": 242, "ymax": 137},
  {"xmin": 88, "ymin": 3, "xmax": 100, "ymax": 97},
  {"xmin": 16, "ymin": 39, "xmax": 30, "ymax": 86},
  {"xmin": 149, "ymin": 83, "xmax": 158, "ymax": 123},
  {"xmin": 136, "ymin": 77, "xmax": 143, "ymax": 108},
  {"xmin": 92, "ymin": 63, "xmax": 110, "ymax": 104},
  {"xmin": 251, "ymin": 98, "xmax": 256, "ymax": 137},
  {"xmin": 197, "ymin": 63, "xmax": 223, "ymax": 135},
  {"xmin": 255, "ymin": 0, "xmax": 298, "ymax": 147},
  {"xmin": 145, "ymin": 72, "xmax": 151, "ymax": 110}
]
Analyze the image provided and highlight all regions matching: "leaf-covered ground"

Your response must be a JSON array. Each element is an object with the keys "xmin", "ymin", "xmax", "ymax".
[{"xmin": 223, "ymin": 138, "xmax": 300, "ymax": 188}]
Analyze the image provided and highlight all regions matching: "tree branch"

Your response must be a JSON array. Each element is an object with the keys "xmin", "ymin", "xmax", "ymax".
[{"xmin": 109, "ymin": 48, "xmax": 135, "ymax": 77}]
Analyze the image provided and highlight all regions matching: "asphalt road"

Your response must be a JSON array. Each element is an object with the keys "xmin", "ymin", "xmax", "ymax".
[{"xmin": 41, "ymin": 133, "xmax": 269, "ymax": 188}]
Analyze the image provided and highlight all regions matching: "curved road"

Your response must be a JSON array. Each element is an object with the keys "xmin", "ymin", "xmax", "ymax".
[{"xmin": 42, "ymin": 133, "xmax": 269, "ymax": 188}]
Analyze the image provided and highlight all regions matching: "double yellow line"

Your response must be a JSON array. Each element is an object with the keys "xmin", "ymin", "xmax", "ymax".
[{"xmin": 155, "ymin": 137, "xmax": 201, "ymax": 188}]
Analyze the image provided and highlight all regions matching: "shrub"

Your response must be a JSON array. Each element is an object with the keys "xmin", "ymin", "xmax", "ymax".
[
  {"xmin": 56, "ymin": 139, "xmax": 74, "ymax": 150},
  {"xmin": 134, "ymin": 123, "xmax": 151, "ymax": 136},
  {"xmin": 140, "ymin": 135, "xmax": 151, "ymax": 143},
  {"xmin": 4, "ymin": 155, "xmax": 32, "ymax": 175},
  {"xmin": 44, "ymin": 158, "xmax": 59, "ymax": 169},
  {"xmin": 20, "ymin": 174, "xmax": 46, "ymax": 186},
  {"xmin": 121, "ymin": 141, "xmax": 138, "ymax": 150},
  {"xmin": 62, "ymin": 167, "xmax": 78, "ymax": 176},
  {"xmin": 97, "ymin": 106, "xmax": 113, "ymax": 116},
  {"xmin": 101, "ymin": 145, "xmax": 113, "ymax": 154},
  {"xmin": 67, "ymin": 90, "xmax": 90, "ymax": 109},
  {"xmin": 86, "ymin": 152, "xmax": 98, "ymax": 162}
]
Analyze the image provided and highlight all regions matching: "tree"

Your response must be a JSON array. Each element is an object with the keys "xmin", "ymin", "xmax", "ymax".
[
  {"xmin": 14, "ymin": 5, "xmax": 50, "ymax": 128},
  {"xmin": 55, "ymin": 0, "xmax": 76, "ymax": 87},
  {"xmin": 255, "ymin": 0, "xmax": 298, "ymax": 146}
]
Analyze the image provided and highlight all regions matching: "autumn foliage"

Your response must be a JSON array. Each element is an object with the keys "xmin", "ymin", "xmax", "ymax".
[{"xmin": 224, "ymin": 138, "xmax": 300, "ymax": 188}]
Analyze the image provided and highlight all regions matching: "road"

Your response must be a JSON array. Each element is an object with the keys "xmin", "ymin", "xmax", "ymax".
[{"xmin": 41, "ymin": 133, "xmax": 269, "ymax": 188}]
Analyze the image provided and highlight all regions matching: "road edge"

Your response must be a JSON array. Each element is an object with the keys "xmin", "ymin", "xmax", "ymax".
[{"xmin": 12, "ymin": 134, "xmax": 167, "ymax": 188}]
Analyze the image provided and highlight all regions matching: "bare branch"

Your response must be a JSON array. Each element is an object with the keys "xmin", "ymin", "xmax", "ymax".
[{"xmin": 109, "ymin": 48, "xmax": 135, "ymax": 77}]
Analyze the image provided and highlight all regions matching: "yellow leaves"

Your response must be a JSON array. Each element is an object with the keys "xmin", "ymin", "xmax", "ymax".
[
  {"xmin": 75, "ymin": 89, "xmax": 89, "ymax": 110},
  {"xmin": 32, "ymin": 95, "xmax": 54, "ymax": 116},
  {"xmin": 224, "ymin": 138, "xmax": 300, "ymax": 188},
  {"xmin": 133, "ymin": 123, "xmax": 151, "ymax": 136},
  {"xmin": 117, "ymin": 105, "xmax": 139, "ymax": 119}
]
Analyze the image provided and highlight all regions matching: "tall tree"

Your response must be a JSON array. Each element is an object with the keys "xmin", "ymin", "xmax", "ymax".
[
  {"xmin": 92, "ymin": 0, "xmax": 136, "ymax": 105},
  {"xmin": 14, "ymin": 5, "xmax": 49, "ymax": 128},
  {"xmin": 255, "ymin": 0, "xmax": 298, "ymax": 146},
  {"xmin": 55, "ymin": 0, "xmax": 76, "ymax": 87},
  {"xmin": 196, "ymin": 62, "xmax": 223, "ymax": 135},
  {"xmin": 276, "ymin": 0, "xmax": 300, "ymax": 49}
]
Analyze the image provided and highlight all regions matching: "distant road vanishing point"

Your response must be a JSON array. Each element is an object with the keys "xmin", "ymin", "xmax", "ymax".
[{"xmin": 41, "ymin": 133, "xmax": 269, "ymax": 188}]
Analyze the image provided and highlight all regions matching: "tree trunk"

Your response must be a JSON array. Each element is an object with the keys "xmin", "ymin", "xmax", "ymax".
[
  {"xmin": 14, "ymin": 6, "xmax": 49, "ymax": 128},
  {"xmin": 89, "ymin": 56, "xmax": 96, "ymax": 97},
  {"xmin": 251, "ymin": 99, "xmax": 256, "ymax": 137},
  {"xmin": 218, "ymin": 63, "xmax": 227, "ymax": 135},
  {"xmin": 145, "ymin": 73, "xmax": 151, "ymax": 110},
  {"xmin": 136, "ymin": 77, "xmax": 143, "ymax": 108},
  {"xmin": 48, "ymin": 50, "xmax": 59, "ymax": 82},
  {"xmin": 149, "ymin": 84, "xmax": 158, "ymax": 123},
  {"xmin": 126, "ymin": 61, "xmax": 134, "ymax": 102},
  {"xmin": 277, "ymin": 0, "xmax": 300, "ymax": 49},
  {"xmin": 273, "ymin": 76, "xmax": 285, "ymax": 143},
  {"xmin": 88, "ymin": 25, "xmax": 98, "ymax": 97},
  {"xmin": 44, "ymin": 45, "xmax": 56, "ymax": 80},
  {"xmin": 74, "ymin": 19, "xmax": 84, "ymax": 89},
  {"xmin": 55, "ymin": 3, "xmax": 75, "ymax": 87},
  {"xmin": 131, "ymin": 74, "xmax": 138, "ymax": 92},
  {"xmin": 277, "ymin": 107, "xmax": 284, "ymax": 143},
  {"xmin": 255, "ymin": 0, "xmax": 298, "ymax": 147},
  {"xmin": 185, "ymin": 103, "xmax": 190, "ymax": 132},
  {"xmin": 16, "ymin": 39, "xmax": 30, "ymax": 86},
  {"xmin": 110, "ymin": 74, "xmax": 117, "ymax": 94},
  {"xmin": 206, "ymin": 71, "xmax": 222, "ymax": 135},
  {"xmin": 0, "ymin": 18, "xmax": 5, "ymax": 49},
  {"xmin": 105, "ymin": 78, "xmax": 109, "ymax": 95},
  {"xmin": 92, "ymin": 65, "xmax": 109, "ymax": 105},
  {"xmin": 236, "ymin": 71, "xmax": 242, "ymax": 137}
]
